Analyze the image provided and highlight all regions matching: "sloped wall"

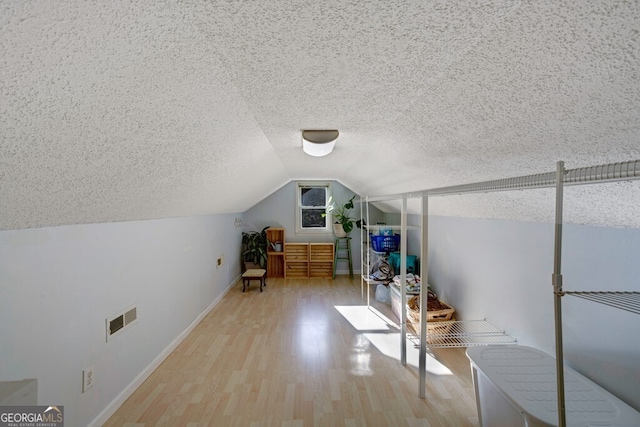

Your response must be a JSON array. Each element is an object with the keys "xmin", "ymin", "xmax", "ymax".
[
  {"xmin": 0, "ymin": 214, "xmax": 242, "ymax": 427},
  {"xmin": 427, "ymin": 215, "xmax": 640, "ymax": 411}
]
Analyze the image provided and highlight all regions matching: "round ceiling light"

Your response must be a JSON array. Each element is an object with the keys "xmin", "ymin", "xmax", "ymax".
[{"xmin": 302, "ymin": 130, "xmax": 339, "ymax": 157}]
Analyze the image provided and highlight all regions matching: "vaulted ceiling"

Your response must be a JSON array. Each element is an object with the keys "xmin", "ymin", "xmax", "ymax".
[{"xmin": 1, "ymin": 1, "xmax": 639, "ymax": 230}]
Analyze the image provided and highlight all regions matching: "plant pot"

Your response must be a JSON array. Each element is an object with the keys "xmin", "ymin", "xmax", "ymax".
[{"xmin": 333, "ymin": 223, "xmax": 347, "ymax": 238}]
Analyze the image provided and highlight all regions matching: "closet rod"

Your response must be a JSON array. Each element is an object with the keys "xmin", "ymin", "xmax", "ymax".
[
  {"xmin": 428, "ymin": 160, "xmax": 640, "ymax": 197},
  {"xmin": 362, "ymin": 160, "xmax": 639, "ymax": 202}
]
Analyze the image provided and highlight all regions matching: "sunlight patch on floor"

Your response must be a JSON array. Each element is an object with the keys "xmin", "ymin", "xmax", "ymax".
[
  {"xmin": 364, "ymin": 332, "xmax": 452, "ymax": 375},
  {"xmin": 334, "ymin": 305, "xmax": 398, "ymax": 331},
  {"xmin": 335, "ymin": 305, "xmax": 452, "ymax": 376}
]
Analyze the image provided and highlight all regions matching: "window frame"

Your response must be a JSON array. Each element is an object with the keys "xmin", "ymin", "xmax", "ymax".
[{"xmin": 295, "ymin": 181, "xmax": 333, "ymax": 234}]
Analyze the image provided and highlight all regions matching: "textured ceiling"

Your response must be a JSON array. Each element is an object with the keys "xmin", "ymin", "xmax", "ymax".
[{"xmin": 1, "ymin": 0, "xmax": 639, "ymax": 230}]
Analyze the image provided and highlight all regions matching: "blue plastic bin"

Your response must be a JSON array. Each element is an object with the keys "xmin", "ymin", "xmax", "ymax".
[{"xmin": 370, "ymin": 234, "xmax": 400, "ymax": 252}]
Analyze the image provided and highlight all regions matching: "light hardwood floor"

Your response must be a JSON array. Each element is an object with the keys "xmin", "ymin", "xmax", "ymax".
[{"xmin": 105, "ymin": 277, "xmax": 479, "ymax": 426}]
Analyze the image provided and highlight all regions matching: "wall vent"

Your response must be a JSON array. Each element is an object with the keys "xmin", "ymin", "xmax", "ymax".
[
  {"xmin": 106, "ymin": 305, "xmax": 138, "ymax": 342},
  {"xmin": 124, "ymin": 307, "xmax": 137, "ymax": 324}
]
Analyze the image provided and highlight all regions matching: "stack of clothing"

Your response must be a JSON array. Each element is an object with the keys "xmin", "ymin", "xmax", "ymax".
[{"xmin": 392, "ymin": 273, "xmax": 422, "ymax": 294}]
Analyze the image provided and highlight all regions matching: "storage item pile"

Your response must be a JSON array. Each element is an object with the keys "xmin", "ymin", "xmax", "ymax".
[
  {"xmin": 367, "ymin": 256, "xmax": 395, "ymax": 283},
  {"xmin": 391, "ymin": 273, "xmax": 421, "ymax": 293},
  {"xmin": 387, "ymin": 251, "xmax": 418, "ymax": 274}
]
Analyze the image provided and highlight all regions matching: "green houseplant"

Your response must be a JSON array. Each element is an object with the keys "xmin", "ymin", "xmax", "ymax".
[
  {"xmin": 325, "ymin": 195, "xmax": 356, "ymax": 236},
  {"xmin": 241, "ymin": 226, "xmax": 270, "ymax": 269}
]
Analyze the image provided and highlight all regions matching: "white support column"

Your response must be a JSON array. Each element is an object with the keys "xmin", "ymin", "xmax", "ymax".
[
  {"xmin": 419, "ymin": 195, "xmax": 428, "ymax": 398},
  {"xmin": 360, "ymin": 195, "xmax": 364, "ymax": 301},
  {"xmin": 553, "ymin": 161, "xmax": 566, "ymax": 427},
  {"xmin": 400, "ymin": 197, "xmax": 408, "ymax": 366},
  {"xmin": 366, "ymin": 196, "xmax": 371, "ymax": 306}
]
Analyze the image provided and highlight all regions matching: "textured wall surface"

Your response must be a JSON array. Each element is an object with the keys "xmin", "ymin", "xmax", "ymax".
[{"xmin": 1, "ymin": 0, "xmax": 639, "ymax": 230}]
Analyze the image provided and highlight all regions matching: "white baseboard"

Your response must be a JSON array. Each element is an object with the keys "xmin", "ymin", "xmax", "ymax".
[{"xmin": 88, "ymin": 274, "xmax": 240, "ymax": 427}]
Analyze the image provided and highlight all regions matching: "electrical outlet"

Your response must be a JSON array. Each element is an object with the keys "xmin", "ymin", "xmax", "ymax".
[
  {"xmin": 83, "ymin": 365, "xmax": 94, "ymax": 393},
  {"xmin": 216, "ymin": 254, "xmax": 224, "ymax": 268}
]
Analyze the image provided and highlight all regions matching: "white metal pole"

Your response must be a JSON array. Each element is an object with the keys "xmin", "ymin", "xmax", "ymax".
[
  {"xmin": 419, "ymin": 195, "xmax": 428, "ymax": 398},
  {"xmin": 366, "ymin": 196, "xmax": 370, "ymax": 307},
  {"xmin": 400, "ymin": 197, "xmax": 408, "ymax": 366},
  {"xmin": 553, "ymin": 161, "xmax": 566, "ymax": 427},
  {"xmin": 360, "ymin": 195, "xmax": 364, "ymax": 301}
]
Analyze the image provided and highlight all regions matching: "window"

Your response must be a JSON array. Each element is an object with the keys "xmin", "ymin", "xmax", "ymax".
[{"xmin": 296, "ymin": 182, "xmax": 332, "ymax": 233}]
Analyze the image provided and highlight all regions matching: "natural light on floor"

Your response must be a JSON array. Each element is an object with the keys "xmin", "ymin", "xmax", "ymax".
[{"xmin": 334, "ymin": 305, "xmax": 452, "ymax": 376}]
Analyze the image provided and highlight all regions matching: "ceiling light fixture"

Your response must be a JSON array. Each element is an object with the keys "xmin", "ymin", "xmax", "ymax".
[{"xmin": 302, "ymin": 130, "xmax": 339, "ymax": 157}]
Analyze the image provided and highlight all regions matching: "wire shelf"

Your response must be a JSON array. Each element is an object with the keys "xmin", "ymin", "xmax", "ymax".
[
  {"xmin": 427, "ymin": 160, "xmax": 640, "ymax": 197},
  {"xmin": 407, "ymin": 320, "xmax": 517, "ymax": 349},
  {"xmin": 565, "ymin": 160, "xmax": 640, "ymax": 185},
  {"xmin": 427, "ymin": 172, "xmax": 556, "ymax": 196},
  {"xmin": 360, "ymin": 159, "xmax": 640, "ymax": 405},
  {"xmin": 364, "ymin": 225, "xmax": 421, "ymax": 231},
  {"xmin": 563, "ymin": 291, "xmax": 640, "ymax": 315}
]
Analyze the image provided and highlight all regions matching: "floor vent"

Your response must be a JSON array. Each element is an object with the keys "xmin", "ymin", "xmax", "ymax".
[{"xmin": 106, "ymin": 305, "xmax": 138, "ymax": 342}]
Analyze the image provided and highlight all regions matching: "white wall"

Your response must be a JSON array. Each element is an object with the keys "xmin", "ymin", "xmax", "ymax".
[
  {"xmin": 381, "ymin": 212, "xmax": 422, "ymax": 259},
  {"xmin": 0, "ymin": 214, "xmax": 242, "ymax": 427},
  {"xmin": 427, "ymin": 215, "xmax": 640, "ymax": 411},
  {"xmin": 243, "ymin": 181, "xmax": 373, "ymax": 274}
]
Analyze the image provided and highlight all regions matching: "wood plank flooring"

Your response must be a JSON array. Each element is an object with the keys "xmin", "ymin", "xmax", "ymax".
[{"xmin": 104, "ymin": 277, "xmax": 479, "ymax": 426}]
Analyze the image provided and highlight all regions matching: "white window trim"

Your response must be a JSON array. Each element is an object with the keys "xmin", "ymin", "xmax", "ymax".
[{"xmin": 295, "ymin": 181, "xmax": 332, "ymax": 234}]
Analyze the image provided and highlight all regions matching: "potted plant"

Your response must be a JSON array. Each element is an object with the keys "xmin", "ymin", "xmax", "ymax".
[
  {"xmin": 241, "ymin": 226, "xmax": 270, "ymax": 269},
  {"xmin": 324, "ymin": 195, "xmax": 356, "ymax": 237}
]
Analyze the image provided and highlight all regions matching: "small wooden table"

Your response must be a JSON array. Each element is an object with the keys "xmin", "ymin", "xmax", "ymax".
[{"xmin": 242, "ymin": 269, "xmax": 267, "ymax": 292}]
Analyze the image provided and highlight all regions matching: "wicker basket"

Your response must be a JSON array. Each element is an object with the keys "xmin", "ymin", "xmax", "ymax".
[{"xmin": 406, "ymin": 298, "xmax": 455, "ymax": 338}]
